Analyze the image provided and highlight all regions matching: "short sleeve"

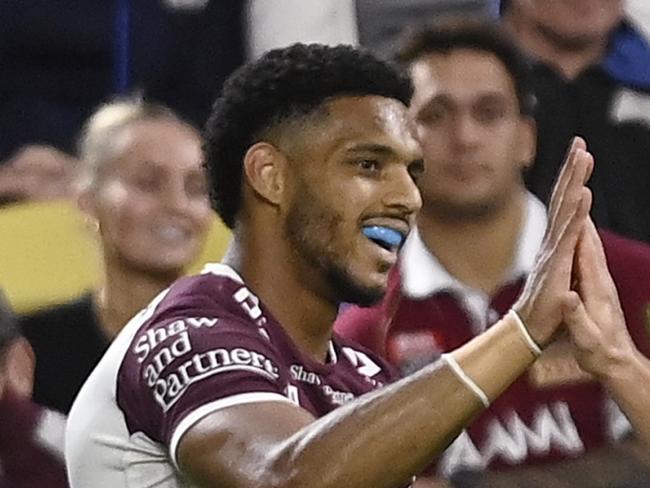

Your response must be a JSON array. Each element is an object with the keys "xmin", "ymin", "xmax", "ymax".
[{"xmin": 116, "ymin": 299, "xmax": 293, "ymax": 467}]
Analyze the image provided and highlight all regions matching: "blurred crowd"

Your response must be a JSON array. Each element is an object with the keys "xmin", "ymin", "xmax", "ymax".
[{"xmin": 1, "ymin": 1, "xmax": 650, "ymax": 487}]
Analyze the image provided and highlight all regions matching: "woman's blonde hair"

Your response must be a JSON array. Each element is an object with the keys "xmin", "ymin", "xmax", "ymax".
[{"xmin": 77, "ymin": 97, "xmax": 187, "ymax": 189}]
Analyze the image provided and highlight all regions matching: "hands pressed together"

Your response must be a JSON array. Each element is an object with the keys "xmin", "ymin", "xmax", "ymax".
[
  {"xmin": 512, "ymin": 137, "xmax": 650, "ymax": 454},
  {"xmin": 514, "ymin": 136, "xmax": 637, "ymax": 376}
]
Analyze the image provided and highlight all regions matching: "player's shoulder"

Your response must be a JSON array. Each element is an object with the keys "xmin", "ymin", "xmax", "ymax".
[
  {"xmin": 161, "ymin": 264, "xmax": 240, "ymax": 309},
  {"xmin": 149, "ymin": 263, "xmax": 259, "ymax": 327},
  {"xmin": 119, "ymin": 264, "xmax": 273, "ymax": 368},
  {"xmin": 114, "ymin": 265, "xmax": 288, "ymax": 427}
]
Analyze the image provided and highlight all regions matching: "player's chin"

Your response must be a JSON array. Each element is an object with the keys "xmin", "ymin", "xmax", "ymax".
[
  {"xmin": 343, "ymin": 272, "xmax": 388, "ymax": 307},
  {"xmin": 327, "ymin": 260, "xmax": 390, "ymax": 307},
  {"xmin": 343, "ymin": 284, "xmax": 385, "ymax": 308}
]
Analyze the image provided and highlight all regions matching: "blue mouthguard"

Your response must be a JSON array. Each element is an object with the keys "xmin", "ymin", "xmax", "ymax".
[{"xmin": 362, "ymin": 226, "xmax": 404, "ymax": 249}]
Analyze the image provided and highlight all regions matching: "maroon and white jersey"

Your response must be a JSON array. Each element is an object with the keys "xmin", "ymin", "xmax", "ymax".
[
  {"xmin": 335, "ymin": 194, "xmax": 650, "ymax": 477},
  {"xmin": 66, "ymin": 263, "xmax": 395, "ymax": 487}
]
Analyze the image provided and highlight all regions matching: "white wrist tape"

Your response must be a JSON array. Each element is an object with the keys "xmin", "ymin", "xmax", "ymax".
[
  {"xmin": 441, "ymin": 353, "xmax": 490, "ymax": 408},
  {"xmin": 508, "ymin": 309, "xmax": 542, "ymax": 357}
]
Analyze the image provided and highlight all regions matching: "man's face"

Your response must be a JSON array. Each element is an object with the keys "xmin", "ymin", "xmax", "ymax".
[
  {"xmin": 512, "ymin": 0, "xmax": 623, "ymax": 48},
  {"xmin": 282, "ymin": 96, "xmax": 422, "ymax": 305},
  {"xmin": 409, "ymin": 49, "xmax": 534, "ymax": 219}
]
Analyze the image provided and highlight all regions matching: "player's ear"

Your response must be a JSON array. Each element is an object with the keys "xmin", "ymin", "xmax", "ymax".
[
  {"xmin": 242, "ymin": 142, "xmax": 288, "ymax": 207},
  {"xmin": 518, "ymin": 116, "xmax": 537, "ymax": 171}
]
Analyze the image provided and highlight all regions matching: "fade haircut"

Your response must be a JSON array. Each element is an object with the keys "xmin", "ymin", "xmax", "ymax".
[
  {"xmin": 396, "ymin": 19, "xmax": 535, "ymax": 117},
  {"xmin": 204, "ymin": 43, "xmax": 413, "ymax": 229}
]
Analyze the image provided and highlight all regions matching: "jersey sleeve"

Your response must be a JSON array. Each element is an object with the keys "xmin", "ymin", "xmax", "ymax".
[{"xmin": 116, "ymin": 291, "xmax": 293, "ymax": 467}]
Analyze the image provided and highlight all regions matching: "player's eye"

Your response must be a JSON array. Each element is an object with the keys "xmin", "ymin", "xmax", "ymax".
[{"xmin": 358, "ymin": 159, "xmax": 380, "ymax": 173}]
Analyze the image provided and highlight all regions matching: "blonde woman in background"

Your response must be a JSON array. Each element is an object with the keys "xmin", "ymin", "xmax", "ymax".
[{"xmin": 19, "ymin": 99, "xmax": 213, "ymax": 414}]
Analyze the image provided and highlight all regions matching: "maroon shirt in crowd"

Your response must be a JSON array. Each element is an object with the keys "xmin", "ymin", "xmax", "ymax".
[
  {"xmin": 336, "ymin": 229, "xmax": 650, "ymax": 476},
  {"xmin": 0, "ymin": 391, "xmax": 68, "ymax": 488}
]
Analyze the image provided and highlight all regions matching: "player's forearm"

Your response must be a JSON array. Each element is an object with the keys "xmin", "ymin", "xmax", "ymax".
[
  {"xmin": 265, "ymin": 314, "xmax": 539, "ymax": 488},
  {"xmin": 602, "ymin": 348, "xmax": 650, "ymax": 450}
]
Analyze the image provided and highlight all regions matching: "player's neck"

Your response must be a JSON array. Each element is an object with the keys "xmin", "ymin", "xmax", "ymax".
[
  {"xmin": 417, "ymin": 190, "xmax": 527, "ymax": 295},
  {"xmin": 225, "ymin": 227, "xmax": 338, "ymax": 363},
  {"xmin": 96, "ymin": 260, "xmax": 176, "ymax": 340},
  {"xmin": 504, "ymin": 14, "xmax": 608, "ymax": 81}
]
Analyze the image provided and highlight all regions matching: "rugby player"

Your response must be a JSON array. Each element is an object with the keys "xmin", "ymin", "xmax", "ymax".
[{"xmin": 66, "ymin": 43, "xmax": 609, "ymax": 488}]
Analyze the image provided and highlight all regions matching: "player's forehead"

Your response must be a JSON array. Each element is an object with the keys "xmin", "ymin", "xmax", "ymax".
[
  {"xmin": 409, "ymin": 49, "xmax": 517, "ymax": 107},
  {"xmin": 318, "ymin": 95, "xmax": 421, "ymax": 159}
]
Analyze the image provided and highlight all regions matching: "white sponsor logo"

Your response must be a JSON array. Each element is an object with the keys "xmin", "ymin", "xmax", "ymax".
[
  {"xmin": 149, "ymin": 342, "xmax": 280, "ymax": 412},
  {"xmin": 322, "ymin": 385, "xmax": 355, "ymax": 406},
  {"xmin": 286, "ymin": 384, "xmax": 300, "ymax": 406},
  {"xmin": 342, "ymin": 347, "xmax": 382, "ymax": 378},
  {"xmin": 133, "ymin": 317, "xmax": 218, "ymax": 363},
  {"xmin": 290, "ymin": 365, "xmax": 321, "ymax": 385},
  {"xmin": 439, "ymin": 402, "xmax": 585, "ymax": 476},
  {"xmin": 234, "ymin": 287, "xmax": 267, "ymax": 325}
]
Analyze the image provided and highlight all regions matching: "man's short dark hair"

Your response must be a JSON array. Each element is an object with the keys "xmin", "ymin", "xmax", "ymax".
[
  {"xmin": 396, "ymin": 19, "xmax": 535, "ymax": 117},
  {"xmin": 0, "ymin": 291, "xmax": 20, "ymax": 363},
  {"xmin": 204, "ymin": 43, "xmax": 413, "ymax": 229}
]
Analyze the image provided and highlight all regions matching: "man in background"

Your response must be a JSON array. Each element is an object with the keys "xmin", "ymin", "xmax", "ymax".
[
  {"xmin": 336, "ymin": 21, "xmax": 650, "ymax": 487},
  {"xmin": 502, "ymin": 0, "xmax": 650, "ymax": 243},
  {"xmin": 0, "ymin": 291, "xmax": 68, "ymax": 487}
]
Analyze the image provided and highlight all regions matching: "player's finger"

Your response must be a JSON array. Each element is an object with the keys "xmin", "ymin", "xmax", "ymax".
[
  {"xmin": 562, "ymin": 290, "xmax": 600, "ymax": 344},
  {"xmin": 547, "ymin": 149, "xmax": 593, "ymax": 244},
  {"xmin": 549, "ymin": 187, "xmax": 592, "ymax": 279},
  {"xmin": 548, "ymin": 137, "xmax": 586, "ymax": 220},
  {"xmin": 577, "ymin": 218, "xmax": 618, "ymax": 302}
]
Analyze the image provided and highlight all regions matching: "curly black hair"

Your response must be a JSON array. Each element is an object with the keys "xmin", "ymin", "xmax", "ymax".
[{"xmin": 204, "ymin": 43, "xmax": 413, "ymax": 229}]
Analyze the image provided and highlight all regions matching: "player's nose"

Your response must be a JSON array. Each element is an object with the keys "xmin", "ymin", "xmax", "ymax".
[{"xmin": 382, "ymin": 166, "xmax": 422, "ymax": 215}]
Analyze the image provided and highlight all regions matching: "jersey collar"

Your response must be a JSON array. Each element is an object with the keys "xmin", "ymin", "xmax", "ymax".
[{"xmin": 400, "ymin": 192, "xmax": 548, "ymax": 299}]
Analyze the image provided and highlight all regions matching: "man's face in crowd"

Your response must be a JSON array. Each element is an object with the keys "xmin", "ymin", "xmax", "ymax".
[
  {"xmin": 511, "ymin": 0, "xmax": 623, "ymax": 48},
  {"xmin": 281, "ymin": 96, "xmax": 422, "ymax": 305},
  {"xmin": 409, "ymin": 48, "xmax": 534, "ymax": 220}
]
